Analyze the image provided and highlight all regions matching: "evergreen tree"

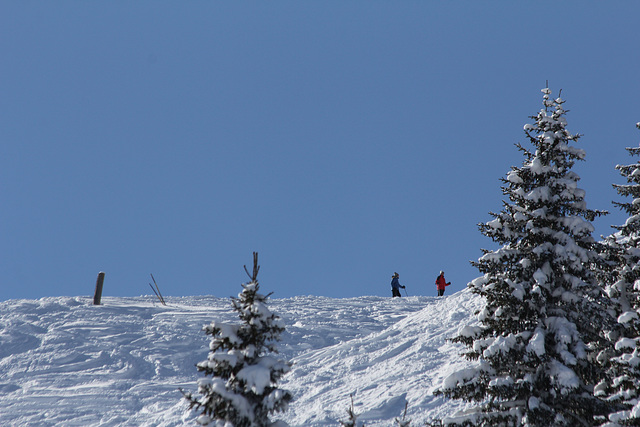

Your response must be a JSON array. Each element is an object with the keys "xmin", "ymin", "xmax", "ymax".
[
  {"xmin": 184, "ymin": 253, "xmax": 293, "ymax": 426},
  {"xmin": 597, "ymin": 123, "xmax": 640, "ymax": 425},
  {"xmin": 435, "ymin": 88, "xmax": 613, "ymax": 426}
]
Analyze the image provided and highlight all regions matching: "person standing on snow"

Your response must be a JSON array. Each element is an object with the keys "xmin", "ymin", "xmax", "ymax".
[
  {"xmin": 436, "ymin": 271, "xmax": 451, "ymax": 296},
  {"xmin": 391, "ymin": 272, "xmax": 405, "ymax": 297}
]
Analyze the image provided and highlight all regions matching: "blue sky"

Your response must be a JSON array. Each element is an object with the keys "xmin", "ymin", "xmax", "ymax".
[{"xmin": 1, "ymin": 2, "xmax": 639, "ymax": 301}]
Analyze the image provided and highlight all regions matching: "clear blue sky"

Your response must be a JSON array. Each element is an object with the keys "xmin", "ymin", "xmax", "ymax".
[{"xmin": 2, "ymin": 2, "xmax": 639, "ymax": 301}]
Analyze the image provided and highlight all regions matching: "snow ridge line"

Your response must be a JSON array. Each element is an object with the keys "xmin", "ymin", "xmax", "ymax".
[{"xmin": 0, "ymin": 290, "xmax": 480, "ymax": 426}]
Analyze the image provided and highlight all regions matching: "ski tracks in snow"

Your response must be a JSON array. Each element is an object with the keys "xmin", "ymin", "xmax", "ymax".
[
  {"xmin": 0, "ymin": 291, "xmax": 481, "ymax": 426},
  {"xmin": 279, "ymin": 291, "xmax": 481, "ymax": 426},
  {"xmin": 0, "ymin": 296, "xmax": 232, "ymax": 426}
]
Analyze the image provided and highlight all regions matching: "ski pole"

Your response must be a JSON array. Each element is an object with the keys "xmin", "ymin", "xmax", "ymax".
[{"xmin": 403, "ymin": 287, "xmax": 409, "ymax": 297}]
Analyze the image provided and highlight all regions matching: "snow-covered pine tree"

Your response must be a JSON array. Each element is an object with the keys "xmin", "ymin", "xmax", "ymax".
[
  {"xmin": 184, "ymin": 253, "xmax": 293, "ymax": 427},
  {"xmin": 434, "ymin": 88, "xmax": 614, "ymax": 426},
  {"xmin": 596, "ymin": 123, "xmax": 640, "ymax": 425}
]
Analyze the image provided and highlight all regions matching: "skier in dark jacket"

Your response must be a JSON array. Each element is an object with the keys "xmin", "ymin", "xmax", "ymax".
[
  {"xmin": 436, "ymin": 270, "xmax": 451, "ymax": 296},
  {"xmin": 391, "ymin": 272, "xmax": 405, "ymax": 297}
]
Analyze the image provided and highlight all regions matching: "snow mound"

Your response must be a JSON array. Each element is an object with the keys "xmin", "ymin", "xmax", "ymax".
[{"xmin": 0, "ymin": 289, "xmax": 480, "ymax": 426}]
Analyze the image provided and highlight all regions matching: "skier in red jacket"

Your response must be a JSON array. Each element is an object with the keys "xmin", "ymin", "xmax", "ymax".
[{"xmin": 436, "ymin": 271, "xmax": 450, "ymax": 296}]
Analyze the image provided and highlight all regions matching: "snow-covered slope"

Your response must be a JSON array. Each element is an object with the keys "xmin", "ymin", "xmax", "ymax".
[{"xmin": 0, "ymin": 290, "xmax": 481, "ymax": 426}]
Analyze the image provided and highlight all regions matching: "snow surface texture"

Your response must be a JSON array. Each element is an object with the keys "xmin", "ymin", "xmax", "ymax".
[{"xmin": 0, "ymin": 290, "xmax": 481, "ymax": 426}]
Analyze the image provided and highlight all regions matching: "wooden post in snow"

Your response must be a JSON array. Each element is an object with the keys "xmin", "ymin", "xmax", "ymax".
[{"xmin": 93, "ymin": 272, "xmax": 105, "ymax": 305}]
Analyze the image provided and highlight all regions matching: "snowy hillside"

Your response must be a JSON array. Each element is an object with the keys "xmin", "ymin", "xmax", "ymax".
[{"xmin": 0, "ymin": 290, "xmax": 482, "ymax": 426}]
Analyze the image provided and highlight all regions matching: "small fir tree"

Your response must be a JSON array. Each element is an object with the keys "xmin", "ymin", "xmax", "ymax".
[
  {"xmin": 184, "ymin": 253, "xmax": 293, "ymax": 426},
  {"xmin": 597, "ymin": 123, "xmax": 640, "ymax": 425},
  {"xmin": 435, "ymin": 88, "xmax": 614, "ymax": 426}
]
